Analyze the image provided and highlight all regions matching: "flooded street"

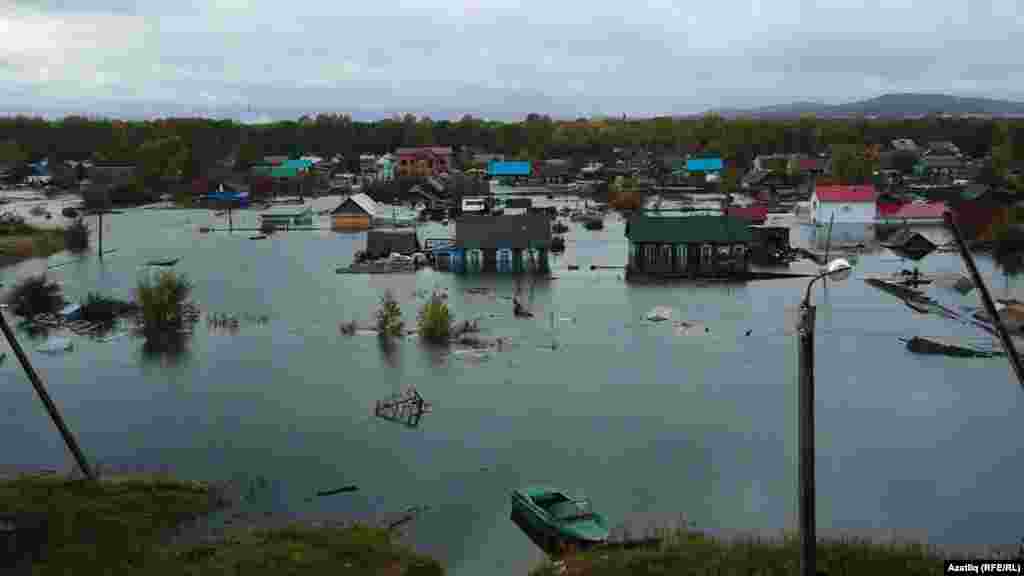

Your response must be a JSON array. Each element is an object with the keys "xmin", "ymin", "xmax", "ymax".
[{"xmin": 1, "ymin": 196, "xmax": 1023, "ymax": 575}]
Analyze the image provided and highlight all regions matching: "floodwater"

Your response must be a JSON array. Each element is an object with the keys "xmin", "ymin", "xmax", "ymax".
[{"xmin": 1, "ymin": 195, "xmax": 1023, "ymax": 575}]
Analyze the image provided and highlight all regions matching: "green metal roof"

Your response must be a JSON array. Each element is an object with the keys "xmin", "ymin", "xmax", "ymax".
[{"xmin": 625, "ymin": 214, "xmax": 753, "ymax": 244}]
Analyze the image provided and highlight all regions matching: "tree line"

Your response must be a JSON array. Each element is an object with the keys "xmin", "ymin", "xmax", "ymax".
[{"xmin": 2, "ymin": 113, "xmax": 1023, "ymax": 182}]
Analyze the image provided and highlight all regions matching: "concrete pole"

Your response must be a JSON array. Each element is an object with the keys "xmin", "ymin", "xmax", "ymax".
[{"xmin": 797, "ymin": 303, "xmax": 817, "ymax": 576}]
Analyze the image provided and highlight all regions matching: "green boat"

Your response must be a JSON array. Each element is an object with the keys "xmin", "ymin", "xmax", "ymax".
[{"xmin": 510, "ymin": 486, "xmax": 609, "ymax": 550}]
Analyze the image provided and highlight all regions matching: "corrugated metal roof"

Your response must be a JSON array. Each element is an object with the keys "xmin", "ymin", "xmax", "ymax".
[
  {"xmin": 686, "ymin": 158, "xmax": 723, "ymax": 172},
  {"xmin": 455, "ymin": 215, "xmax": 551, "ymax": 250},
  {"xmin": 625, "ymin": 215, "xmax": 753, "ymax": 244},
  {"xmin": 488, "ymin": 161, "xmax": 532, "ymax": 176},
  {"xmin": 814, "ymin": 185, "xmax": 876, "ymax": 203},
  {"xmin": 332, "ymin": 193, "xmax": 377, "ymax": 216},
  {"xmin": 877, "ymin": 201, "xmax": 948, "ymax": 220},
  {"xmin": 726, "ymin": 205, "xmax": 769, "ymax": 223}
]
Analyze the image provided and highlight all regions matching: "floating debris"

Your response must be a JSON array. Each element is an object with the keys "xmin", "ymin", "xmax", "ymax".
[
  {"xmin": 901, "ymin": 336, "xmax": 1003, "ymax": 358},
  {"xmin": 146, "ymin": 257, "xmax": 180, "ymax": 267},
  {"xmin": 36, "ymin": 337, "xmax": 73, "ymax": 354},
  {"xmin": 646, "ymin": 307, "xmax": 673, "ymax": 322},
  {"xmin": 375, "ymin": 387, "xmax": 432, "ymax": 428},
  {"xmin": 465, "ymin": 287, "xmax": 493, "ymax": 295},
  {"xmin": 316, "ymin": 485, "xmax": 359, "ymax": 497}
]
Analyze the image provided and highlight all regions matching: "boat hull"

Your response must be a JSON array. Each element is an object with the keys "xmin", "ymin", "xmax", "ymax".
[{"xmin": 509, "ymin": 488, "xmax": 609, "ymax": 549}]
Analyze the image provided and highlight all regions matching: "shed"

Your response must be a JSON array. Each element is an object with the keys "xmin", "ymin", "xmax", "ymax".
[
  {"xmin": 331, "ymin": 193, "xmax": 377, "ymax": 230},
  {"xmin": 880, "ymin": 228, "xmax": 937, "ymax": 260},
  {"xmin": 366, "ymin": 229, "xmax": 420, "ymax": 259}
]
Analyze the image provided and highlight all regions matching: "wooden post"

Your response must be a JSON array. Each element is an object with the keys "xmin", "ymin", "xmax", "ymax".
[{"xmin": 0, "ymin": 309, "xmax": 95, "ymax": 480}]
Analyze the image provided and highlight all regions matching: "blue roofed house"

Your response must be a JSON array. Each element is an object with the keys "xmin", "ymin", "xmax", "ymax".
[{"xmin": 488, "ymin": 160, "xmax": 532, "ymax": 184}]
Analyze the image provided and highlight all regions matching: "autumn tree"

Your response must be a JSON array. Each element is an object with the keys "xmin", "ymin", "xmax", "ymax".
[{"xmin": 831, "ymin": 144, "xmax": 876, "ymax": 185}]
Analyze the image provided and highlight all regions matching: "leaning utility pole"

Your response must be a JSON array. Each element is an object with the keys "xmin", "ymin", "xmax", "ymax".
[{"xmin": 0, "ymin": 310, "xmax": 95, "ymax": 480}]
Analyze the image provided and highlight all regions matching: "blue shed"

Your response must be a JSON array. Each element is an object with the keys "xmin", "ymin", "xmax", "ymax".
[
  {"xmin": 686, "ymin": 157, "xmax": 723, "ymax": 172},
  {"xmin": 488, "ymin": 161, "xmax": 532, "ymax": 177}
]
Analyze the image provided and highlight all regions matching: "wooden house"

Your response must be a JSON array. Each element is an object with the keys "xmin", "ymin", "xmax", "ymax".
[
  {"xmin": 625, "ymin": 214, "xmax": 753, "ymax": 279},
  {"xmin": 331, "ymin": 193, "xmax": 377, "ymax": 230},
  {"xmin": 445, "ymin": 214, "xmax": 552, "ymax": 274}
]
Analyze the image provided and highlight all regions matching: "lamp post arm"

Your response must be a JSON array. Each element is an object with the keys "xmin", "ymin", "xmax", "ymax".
[{"xmin": 803, "ymin": 272, "xmax": 829, "ymax": 307}]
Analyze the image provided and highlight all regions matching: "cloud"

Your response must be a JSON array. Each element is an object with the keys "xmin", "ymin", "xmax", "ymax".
[{"xmin": 1, "ymin": 0, "xmax": 1023, "ymax": 119}]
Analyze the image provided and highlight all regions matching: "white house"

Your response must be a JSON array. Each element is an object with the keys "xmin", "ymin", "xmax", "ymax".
[{"xmin": 810, "ymin": 184, "xmax": 877, "ymax": 225}]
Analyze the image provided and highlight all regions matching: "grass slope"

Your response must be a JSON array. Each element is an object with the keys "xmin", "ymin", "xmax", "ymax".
[
  {"xmin": 529, "ymin": 531, "xmax": 947, "ymax": 576},
  {"xmin": 0, "ymin": 474, "xmax": 443, "ymax": 575}
]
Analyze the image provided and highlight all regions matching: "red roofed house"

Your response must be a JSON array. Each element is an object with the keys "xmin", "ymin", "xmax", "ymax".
[
  {"xmin": 395, "ymin": 147, "xmax": 453, "ymax": 178},
  {"xmin": 810, "ymin": 184, "xmax": 877, "ymax": 225},
  {"xmin": 876, "ymin": 200, "xmax": 948, "ymax": 224}
]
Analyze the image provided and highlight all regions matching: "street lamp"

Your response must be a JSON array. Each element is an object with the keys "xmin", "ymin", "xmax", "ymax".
[{"xmin": 797, "ymin": 257, "xmax": 853, "ymax": 576}]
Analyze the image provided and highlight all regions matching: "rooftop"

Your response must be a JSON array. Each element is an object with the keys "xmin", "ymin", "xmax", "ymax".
[
  {"xmin": 814, "ymin": 185, "xmax": 877, "ymax": 203},
  {"xmin": 625, "ymin": 214, "xmax": 753, "ymax": 244}
]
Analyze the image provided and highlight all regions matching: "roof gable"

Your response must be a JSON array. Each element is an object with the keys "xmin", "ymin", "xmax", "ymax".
[
  {"xmin": 625, "ymin": 215, "xmax": 753, "ymax": 244},
  {"xmin": 332, "ymin": 193, "xmax": 377, "ymax": 215},
  {"xmin": 814, "ymin": 185, "xmax": 876, "ymax": 203}
]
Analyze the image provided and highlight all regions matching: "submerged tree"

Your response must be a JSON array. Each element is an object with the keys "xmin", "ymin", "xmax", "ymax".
[
  {"xmin": 135, "ymin": 271, "xmax": 194, "ymax": 335},
  {"xmin": 417, "ymin": 290, "xmax": 453, "ymax": 344},
  {"xmin": 5, "ymin": 275, "xmax": 64, "ymax": 318},
  {"xmin": 375, "ymin": 290, "xmax": 404, "ymax": 338}
]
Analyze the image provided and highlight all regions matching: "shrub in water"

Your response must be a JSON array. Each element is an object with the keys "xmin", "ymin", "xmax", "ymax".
[
  {"xmin": 64, "ymin": 218, "xmax": 90, "ymax": 253},
  {"xmin": 6, "ymin": 275, "xmax": 65, "ymax": 317},
  {"xmin": 417, "ymin": 291, "xmax": 453, "ymax": 343},
  {"xmin": 375, "ymin": 290, "xmax": 404, "ymax": 338},
  {"xmin": 135, "ymin": 271, "xmax": 193, "ymax": 334}
]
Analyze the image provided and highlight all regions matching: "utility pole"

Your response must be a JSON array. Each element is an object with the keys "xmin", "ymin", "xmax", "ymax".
[{"xmin": 0, "ymin": 310, "xmax": 95, "ymax": 480}]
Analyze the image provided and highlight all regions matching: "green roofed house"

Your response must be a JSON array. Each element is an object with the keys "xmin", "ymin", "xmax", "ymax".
[{"xmin": 625, "ymin": 214, "xmax": 753, "ymax": 279}]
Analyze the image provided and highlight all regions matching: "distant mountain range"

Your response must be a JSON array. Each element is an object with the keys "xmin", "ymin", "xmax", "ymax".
[{"xmin": 708, "ymin": 93, "xmax": 1024, "ymax": 119}]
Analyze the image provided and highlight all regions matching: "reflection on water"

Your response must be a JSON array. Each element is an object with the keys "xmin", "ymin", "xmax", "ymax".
[
  {"xmin": 139, "ymin": 331, "xmax": 192, "ymax": 367},
  {"xmin": 377, "ymin": 336, "xmax": 401, "ymax": 368}
]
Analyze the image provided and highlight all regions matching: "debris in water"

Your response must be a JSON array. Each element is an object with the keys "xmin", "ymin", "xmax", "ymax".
[
  {"xmin": 36, "ymin": 338, "xmax": 73, "ymax": 354},
  {"xmin": 316, "ymin": 485, "xmax": 359, "ymax": 497},
  {"xmin": 646, "ymin": 307, "xmax": 673, "ymax": 322},
  {"xmin": 745, "ymin": 329, "xmax": 752, "ymax": 336}
]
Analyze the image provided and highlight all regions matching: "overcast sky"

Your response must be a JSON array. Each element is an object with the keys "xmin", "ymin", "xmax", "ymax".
[{"xmin": 2, "ymin": 0, "xmax": 1023, "ymax": 120}]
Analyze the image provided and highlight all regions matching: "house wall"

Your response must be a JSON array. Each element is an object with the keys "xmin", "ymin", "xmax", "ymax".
[
  {"xmin": 332, "ymin": 214, "xmax": 371, "ymax": 230},
  {"xmin": 628, "ymin": 242, "xmax": 749, "ymax": 277},
  {"xmin": 811, "ymin": 199, "xmax": 876, "ymax": 224}
]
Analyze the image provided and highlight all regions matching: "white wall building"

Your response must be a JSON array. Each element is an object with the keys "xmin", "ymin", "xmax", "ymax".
[{"xmin": 810, "ymin": 184, "xmax": 877, "ymax": 225}]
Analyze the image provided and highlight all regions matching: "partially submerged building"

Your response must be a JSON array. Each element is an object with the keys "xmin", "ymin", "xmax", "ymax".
[
  {"xmin": 331, "ymin": 193, "xmax": 377, "ymax": 230},
  {"xmin": 624, "ymin": 214, "xmax": 753, "ymax": 279},
  {"xmin": 365, "ymin": 229, "xmax": 421, "ymax": 259},
  {"xmin": 436, "ymin": 214, "xmax": 552, "ymax": 273},
  {"xmin": 810, "ymin": 184, "xmax": 877, "ymax": 225}
]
